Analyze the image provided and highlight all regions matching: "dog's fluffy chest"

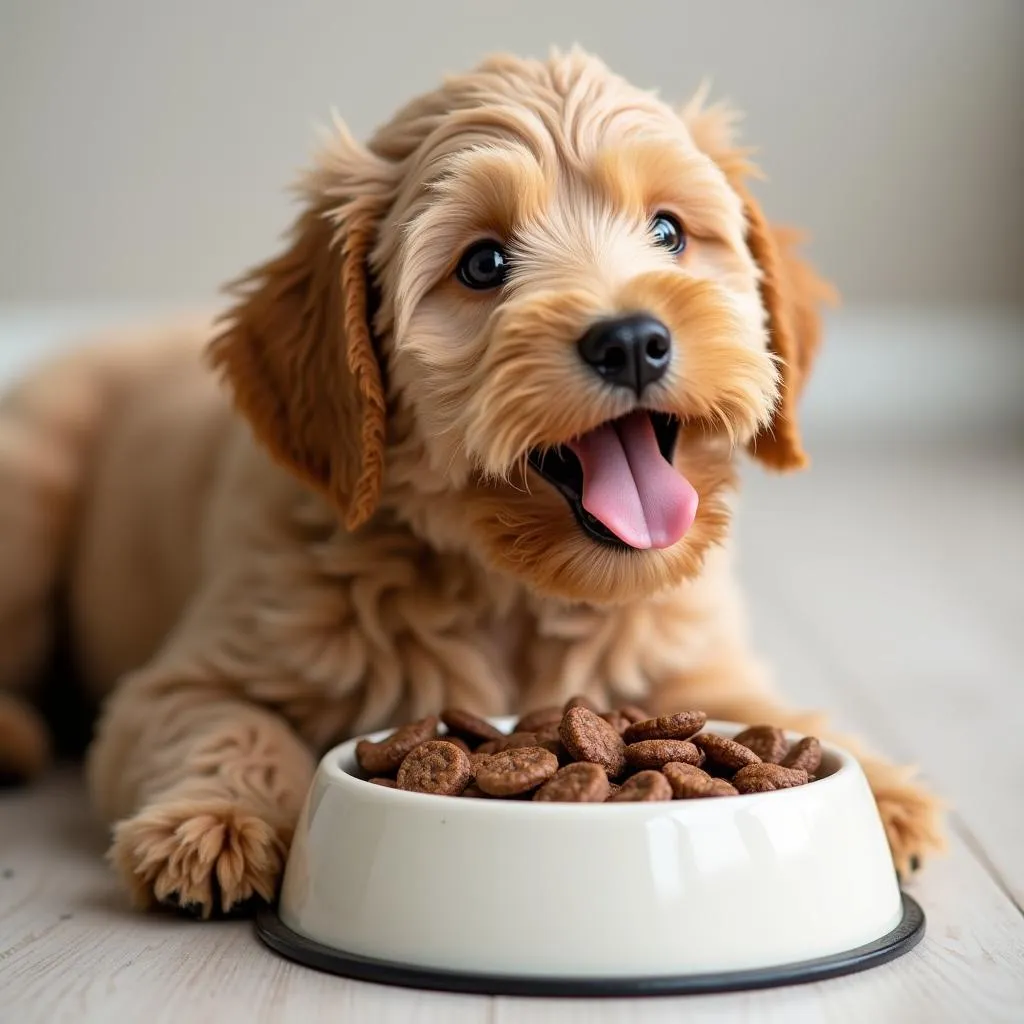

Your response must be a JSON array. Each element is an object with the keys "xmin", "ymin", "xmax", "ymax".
[{"xmin": 235, "ymin": 493, "xmax": 733, "ymax": 749}]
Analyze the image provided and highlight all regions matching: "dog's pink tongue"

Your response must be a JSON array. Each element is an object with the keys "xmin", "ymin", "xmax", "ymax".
[{"xmin": 568, "ymin": 412, "xmax": 698, "ymax": 549}]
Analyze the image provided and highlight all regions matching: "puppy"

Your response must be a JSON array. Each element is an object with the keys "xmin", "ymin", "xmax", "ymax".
[{"xmin": 0, "ymin": 50, "xmax": 942, "ymax": 917}]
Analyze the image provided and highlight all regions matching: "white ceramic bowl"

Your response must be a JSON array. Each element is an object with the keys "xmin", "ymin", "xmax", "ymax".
[{"xmin": 265, "ymin": 719, "xmax": 917, "ymax": 991}]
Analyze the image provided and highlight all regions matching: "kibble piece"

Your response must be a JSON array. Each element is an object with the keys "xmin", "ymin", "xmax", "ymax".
[
  {"xmin": 564, "ymin": 694, "xmax": 601, "ymax": 714},
  {"xmin": 440, "ymin": 708, "xmax": 503, "ymax": 744},
  {"xmin": 662, "ymin": 761, "xmax": 715, "ymax": 798},
  {"xmin": 559, "ymin": 707, "xmax": 627, "ymax": 777},
  {"xmin": 708, "ymin": 778, "xmax": 740, "ymax": 797},
  {"xmin": 500, "ymin": 731, "xmax": 540, "ymax": 751},
  {"xmin": 694, "ymin": 732, "xmax": 762, "ymax": 771},
  {"xmin": 601, "ymin": 710, "xmax": 631, "ymax": 735},
  {"xmin": 607, "ymin": 771, "xmax": 673, "ymax": 802},
  {"xmin": 781, "ymin": 737, "xmax": 822, "ymax": 775},
  {"xmin": 355, "ymin": 716, "xmax": 439, "ymax": 776},
  {"xmin": 537, "ymin": 737, "xmax": 569, "ymax": 760},
  {"xmin": 460, "ymin": 782, "xmax": 487, "ymax": 798},
  {"xmin": 445, "ymin": 735, "xmax": 472, "ymax": 755},
  {"xmin": 475, "ymin": 739, "xmax": 501, "ymax": 755},
  {"xmin": 533, "ymin": 762, "xmax": 611, "ymax": 803},
  {"xmin": 605, "ymin": 783, "xmax": 621, "ymax": 800},
  {"xmin": 663, "ymin": 763, "xmax": 740, "ymax": 798},
  {"xmin": 529, "ymin": 722, "xmax": 572, "ymax": 761},
  {"xmin": 733, "ymin": 763, "xmax": 809, "ymax": 793},
  {"xmin": 396, "ymin": 740, "xmax": 472, "ymax": 795},
  {"xmin": 533, "ymin": 721, "xmax": 562, "ymax": 743},
  {"xmin": 625, "ymin": 739, "xmax": 702, "ymax": 770},
  {"xmin": 733, "ymin": 725, "xmax": 788, "ymax": 764},
  {"xmin": 515, "ymin": 706, "xmax": 564, "ymax": 732},
  {"xmin": 618, "ymin": 704, "xmax": 652, "ymax": 725},
  {"xmin": 368, "ymin": 777, "xmax": 397, "ymax": 788},
  {"xmin": 623, "ymin": 711, "xmax": 707, "ymax": 744},
  {"xmin": 475, "ymin": 746, "xmax": 559, "ymax": 797},
  {"xmin": 469, "ymin": 751, "xmax": 493, "ymax": 774}
]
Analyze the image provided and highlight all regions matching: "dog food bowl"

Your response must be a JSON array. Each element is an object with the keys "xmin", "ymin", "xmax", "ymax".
[{"xmin": 256, "ymin": 719, "xmax": 923, "ymax": 996}]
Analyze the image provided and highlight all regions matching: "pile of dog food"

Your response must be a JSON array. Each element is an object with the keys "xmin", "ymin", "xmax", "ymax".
[{"xmin": 354, "ymin": 697, "xmax": 823, "ymax": 801}]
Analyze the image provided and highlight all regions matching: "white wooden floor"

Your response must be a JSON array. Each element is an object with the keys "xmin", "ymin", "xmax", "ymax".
[{"xmin": 2, "ymin": 443, "xmax": 1023, "ymax": 1024}]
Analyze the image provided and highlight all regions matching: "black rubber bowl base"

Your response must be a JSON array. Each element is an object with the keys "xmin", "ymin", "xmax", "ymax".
[{"xmin": 255, "ymin": 893, "xmax": 924, "ymax": 997}]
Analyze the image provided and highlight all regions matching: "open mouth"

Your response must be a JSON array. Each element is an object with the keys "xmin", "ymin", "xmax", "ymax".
[{"xmin": 527, "ymin": 411, "xmax": 698, "ymax": 551}]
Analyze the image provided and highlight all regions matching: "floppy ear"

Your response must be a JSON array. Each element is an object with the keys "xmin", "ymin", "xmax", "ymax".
[
  {"xmin": 208, "ymin": 146, "xmax": 393, "ymax": 530},
  {"xmin": 681, "ymin": 91, "xmax": 837, "ymax": 470}
]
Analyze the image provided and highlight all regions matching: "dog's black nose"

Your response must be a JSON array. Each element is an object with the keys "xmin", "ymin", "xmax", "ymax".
[{"xmin": 576, "ymin": 315, "xmax": 672, "ymax": 395}]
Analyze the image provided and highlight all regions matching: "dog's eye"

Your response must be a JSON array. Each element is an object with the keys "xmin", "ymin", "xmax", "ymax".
[
  {"xmin": 456, "ymin": 241, "xmax": 508, "ymax": 290},
  {"xmin": 650, "ymin": 212, "xmax": 686, "ymax": 255}
]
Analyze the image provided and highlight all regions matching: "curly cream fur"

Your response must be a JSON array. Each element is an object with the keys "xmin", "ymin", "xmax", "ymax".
[{"xmin": 0, "ymin": 50, "xmax": 941, "ymax": 916}]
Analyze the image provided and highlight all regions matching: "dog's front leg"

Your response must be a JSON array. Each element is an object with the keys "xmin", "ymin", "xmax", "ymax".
[
  {"xmin": 645, "ymin": 650, "xmax": 945, "ymax": 877},
  {"xmin": 86, "ymin": 667, "xmax": 316, "ymax": 919}
]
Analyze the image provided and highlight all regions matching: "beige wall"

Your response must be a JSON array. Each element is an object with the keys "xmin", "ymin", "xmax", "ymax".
[{"xmin": 1, "ymin": 0, "xmax": 1022, "ymax": 306}]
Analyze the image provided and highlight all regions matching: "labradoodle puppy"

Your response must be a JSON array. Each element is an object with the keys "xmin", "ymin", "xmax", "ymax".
[{"xmin": 0, "ymin": 50, "xmax": 942, "ymax": 917}]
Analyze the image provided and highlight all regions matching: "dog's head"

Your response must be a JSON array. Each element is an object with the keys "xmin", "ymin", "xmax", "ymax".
[{"xmin": 211, "ymin": 51, "xmax": 833, "ymax": 603}]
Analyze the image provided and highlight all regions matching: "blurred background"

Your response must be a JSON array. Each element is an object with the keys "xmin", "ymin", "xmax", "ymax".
[{"xmin": 1, "ymin": 0, "xmax": 1022, "ymax": 439}]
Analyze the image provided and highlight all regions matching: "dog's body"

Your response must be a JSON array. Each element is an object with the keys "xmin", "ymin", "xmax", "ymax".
[{"xmin": 0, "ymin": 51, "xmax": 941, "ymax": 916}]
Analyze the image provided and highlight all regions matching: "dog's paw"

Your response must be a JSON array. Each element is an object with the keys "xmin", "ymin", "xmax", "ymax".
[
  {"xmin": 862, "ymin": 759, "xmax": 946, "ymax": 879},
  {"xmin": 109, "ymin": 798, "xmax": 288, "ymax": 919}
]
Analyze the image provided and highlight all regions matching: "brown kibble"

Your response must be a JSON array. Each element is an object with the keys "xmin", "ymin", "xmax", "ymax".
[
  {"xmin": 781, "ymin": 736, "xmax": 822, "ymax": 775},
  {"xmin": 537, "ymin": 737, "xmax": 569, "ymax": 760},
  {"xmin": 475, "ymin": 746, "xmax": 559, "ymax": 797},
  {"xmin": 559, "ymin": 707, "xmax": 626, "ymax": 776},
  {"xmin": 601, "ymin": 710, "xmax": 631, "ymax": 735},
  {"xmin": 694, "ymin": 732, "xmax": 762, "ymax": 770},
  {"xmin": 733, "ymin": 725, "xmax": 789, "ymax": 764},
  {"xmin": 440, "ymin": 708, "xmax": 503, "ymax": 744},
  {"xmin": 662, "ymin": 761, "xmax": 715, "ymax": 798},
  {"xmin": 625, "ymin": 739, "xmax": 702, "ymax": 770},
  {"xmin": 607, "ymin": 770, "xmax": 672, "ymax": 802},
  {"xmin": 533, "ymin": 721, "xmax": 562, "ymax": 743},
  {"xmin": 618, "ymin": 704, "xmax": 652, "ymax": 725},
  {"xmin": 397, "ymin": 740, "xmax": 472, "ymax": 795},
  {"xmin": 356, "ymin": 706, "xmax": 820, "ymax": 804},
  {"xmin": 733, "ymin": 763, "xmax": 809, "ymax": 793},
  {"xmin": 445, "ymin": 735, "xmax": 472, "ymax": 755},
  {"xmin": 515, "ymin": 706, "xmax": 564, "ymax": 732},
  {"xmin": 623, "ymin": 711, "xmax": 707, "ymax": 744},
  {"xmin": 663, "ymin": 763, "xmax": 738, "ymax": 797},
  {"xmin": 533, "ymin": 762, "xmax": 610, "ymax": 803},
  {"xmin": 355, "ymin": 716, "xmax": 439, "ymax": 776},
  {"xmin": 530, "ymin": 722, "xmax": 572, "ymax": 762},
  {"xmin": 501, "ymin": 730, "xmax": 541, "ymax": 751},
  {"xmin": 708, "ymin": 778, "xmax": 739, "ymax": 796}
]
